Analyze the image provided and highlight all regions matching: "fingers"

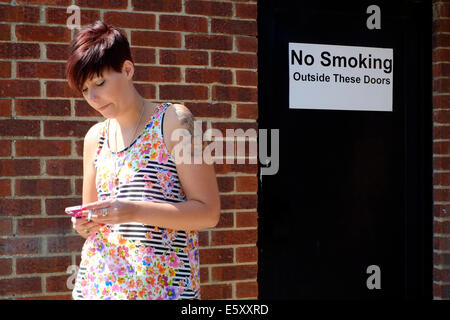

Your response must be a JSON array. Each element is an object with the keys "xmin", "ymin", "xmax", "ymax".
[{"xmin": 71, "ymin": 217, "xmax": 103, "ymax": 238}]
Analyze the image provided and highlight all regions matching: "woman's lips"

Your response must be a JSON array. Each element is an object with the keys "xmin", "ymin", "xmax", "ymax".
[{"xmin": 98, "ymin": 103, "xmax": 110, "ymax": 111}]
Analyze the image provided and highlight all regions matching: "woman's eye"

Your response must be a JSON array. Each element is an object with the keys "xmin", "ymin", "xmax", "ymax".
[{"xmin": 97, "ymin": 81, "xmax": 105, "ymax": 86}]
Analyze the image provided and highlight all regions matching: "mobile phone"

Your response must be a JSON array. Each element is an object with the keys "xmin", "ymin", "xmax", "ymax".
[{"xmin": 65, "ymin": 205, "xmax": 85, "ymax": 218}]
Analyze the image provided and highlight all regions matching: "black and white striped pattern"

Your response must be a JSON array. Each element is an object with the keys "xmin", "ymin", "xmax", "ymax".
[{"xmin": 73, "ymin": 103, "xmax": 200, "ymax": 300}]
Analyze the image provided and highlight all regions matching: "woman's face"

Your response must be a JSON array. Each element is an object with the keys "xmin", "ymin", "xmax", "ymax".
[{"xmin": 81, "ymin": 64, "xmax": 131, "ymax": 118}]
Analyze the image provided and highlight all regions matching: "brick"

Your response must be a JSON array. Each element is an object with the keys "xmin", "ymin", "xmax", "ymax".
[
  {"xmin": 434, "ymin": 157, "xmax": 450, "ymax": 170},
  {"xmin": 0, "ymin": 199, "xmax": 41, "ymax": 216},
  {"xmin": 18, "ymin": 294, "xmax": 72, "ymax": 300},
  {"xmin": 236, "ymin": 211, "xmax": 257, "ymax": 228},
  {"xmin": 74, "ymin": 100, "xmax": 103, "ymax": 117},
  {"xmin": 0, "ymin": 179, "xmax": 11, "ymax": 196},
  {"xmin": 220, "ymin": 194, "xmax": 257, "ymax": 210},
  {"xmin": 70, "ymin": 0, "xmax": 127, "ymax": 9},
  {"xmin": 46, "ymin": 44, "xmax": 69, "ymax": 60},
  {"xmin": 236, "ymin": 246, "xmax": 258, "ymax": 263},
  {"xmin": 75, "ymin": 140, "xmax": 83, "ymax": 157},
  {"xmin": 435, "ymin": 237, "xmax": 450, "ymax": 251},
  {"xmin": 433, "ymin": 95, "xmax": 450, "ymax": 109},
  {"xmin": 46, "ymin": 275, "xmax": 72, "ymax": 293},
  {"xmin": 160, "ymin": 85, "xmax": 208, "ymax": 100},
  {"xmin": 434, "ymin": 204, "xmax": 450, "ymax": 218},
  {"xmin": 434, "ymin": 172, "xmax": 450, "ymax": 185},
  {"xmin": 16, "ymin": 0, "xmax": 71, "ymax": 5},
  {"xmin": 0, "ymin": 277, "xmax": 42, "ymax": 296},
  {"xmin": 160, "ymin": 50, "xmax": 208, "ymax": 66},
  {"xmin": 135, "ymin": 84, "xmax": 157, "ymax": 99},
  {"xmin": 216, "ymin": 212, "xmax": 233, "ymax": 228},
  {"xmin": 211, "ymin": 264, "xmax": 257, "ymax": 281},
  {"xmin": 75, "ymin": 178, "xmax": 83, "ymax": 196},
  {"xmin": 16, "ymin": 256, "xmax": 72, "ymax": 274},
  {"xmin": 15, "ymin": 99, "xmax": 71, "ymax": 117},
  {"xmin": 0, "ymin": 140, "xmax": 11, "ymax": 156},
  {"xmin": 0, "ymin": 218, "xmax": 12, "ymax": 236},
  {"xmin": 236, "ymin": 36, "xmax": 257, "ymax": 53},
  {"xmin": 214, "ymin": 163, "xmax": 258, "ymax": 174},
  {"xmin": 186, "ymin": 68, "xmax": 232, "ymax": 84},
  {"xmin": 132, "ymin": 0, "xmax": 181, "ymax": 12},
  {"xmin": 131, "ymin": 31, "xmax": 181, "ymax": 48},
  {"xmin": 236, "ymin": 281, "xmax": 258, "ymax": 299},
  {"xmin": 131, "ymin": 47, "xmax": 156, "ymax": 64},
  {"xmin": 434, "ymin": 79, "xmax": 450, "ymax": 93},
  {"xmin": 434, "ymin": 188, "xmax": 450, "ymax": 202},
  {"xmin": 199, "ymin": 230, "xmax": 209, "ymax": 246},
  {"xmin": 47, "ymin": 236, "xmax": 85, "ymax": 253},
  {"xmin": 0, "ymin": 23, "xmax": 10, "ymax": 41},
  {"xmin": 17, "ymin": 62, "xmax": 66, "ymax": 79},
  {"xmin": 434, "ymin": 19, "xmax": 450, "ymax": 33},
  {"xmin": 0, "ymin": 238, "xmax": 41, "ymax": 255},
  {"xmin": 433, "ymin": 48, "xmax": 450, "ymax": 62},
  {"xmin": 236, "ymin": 3, "xmax": 257, "ymax": 19},
  {"xmin": 160, "ymin": 15, "xmax": 208, "ymax": 32},
  {"xmin": 0, "ymin": 4, "xmax": 40, "ymax": 23},
  {"xmin": 15, "ymin": 179, "xmax": 71, "ymax": 196},
  {"xmin": 16, "ymin": 25, "xmax": 70, "ymax": 42},
  {"xmin": 200, "ymin": 267, "xmax": 209, "ymax": 283},
  {"xmin": 45, "ymin": 197, "xmax": 82, "ymax": 216},
  {"xmin": 185, "ymin": 35, "xmax": 233, "ymax": 51},
  {"xmin": 236, "ymin": 176, "xmax": 258, "ymax": 192},
  {"xmin": 212, "ymin": 18, "xmax": 257, "ymax": 36},
  {"xmin": 0, "ymin": 258, "xmax": 12, "ymax": 276},
  {"xmin": 432, "ymin": 33, "xmax": 450, "ymax": 48},
  {"xmin": 200, "ymin": 248, "xmax": 233, "ymax": 264},
  {"xmin": 213, "ymin": 85, "xmax": 258, "ymax": 102},
  {"xmin": 236, "ymin": 70, "xmax": 258, "ymax": 86},
  {"xmin": 0, "ymin": 120, "xmax": 40, "ymax": 137},
  {"xmin": 0, "ymin": 43, "xmax": 40, "ymax": 59},
  {"xmin": 0, "ymin": 61, "xmax": 11, "ymax": 77},
  {"xmin": 217, "ymin": 176, "xmax": 234, "ymax": 192},
  {"xmin": 236, "ymin": 103, "xmax": 258, "ymax": 120},
  {"xmin": 0, "ymin": 99, "xmax": 11, "ymax": 117},
  {"xmin": 46, "ymin": 159, "xmax": 83, "ymax": 176},
  {"xmin": 434, "ymin": 109, "xmax": 450, "ymax": 124},
  {"xmin": 46, "ymin": 81, "xmax": 81, "ymax": 98},
  {"xmin": 185, "ymin": 1, "xmax": 232, "ymax": 17},
  {"xmin": 211, "ymin": 229, "xmax": 257, "ymax": 246},
  {"xmin": 200, "ymin": 284, "xmax": 232, "ymax": 300},
  {"xmin": 0, "ymin": 159, "xmax": 40, "ymax": 176},
  {"xmin": 17, "ymin": 217, "xmax": 72, "ymax": 236},
  {"xmin": 185, "ymin": 102, "xmax": 232, "ymax": 118},
  {"xmin": 16, "ymin": 140, "xmax": 72, "ymax": 157},
  {"xmin": 46, "ymin": 7, "xmax": 100, "ymax": 25},
  {"xmin": 104, "ymin": 11, "xmax": 155, "ymax": 29},
  {"xmin": 134, "ymin": 66, "xmax": 181, "ymax": 82},
  {"xmin": 0, "ymin": 80, "xmax": 40, "ymax": 97},
  {"xmin": 44, "ymin": 120, "xmax": 97, "ymax": 137},
  {"xmin": 212, "ymin": 52, "xmax": 257, "ymax": 69}
]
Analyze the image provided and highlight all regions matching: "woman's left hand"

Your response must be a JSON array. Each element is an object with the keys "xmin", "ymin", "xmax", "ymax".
[{"xmin": 81, "ymin": 198, "xmax": 137, "ymax": 225}]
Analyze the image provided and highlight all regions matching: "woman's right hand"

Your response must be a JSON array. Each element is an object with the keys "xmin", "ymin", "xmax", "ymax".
[{"xmin": 71, "ymin": 216, "xmax": 104, "ymax": 239}]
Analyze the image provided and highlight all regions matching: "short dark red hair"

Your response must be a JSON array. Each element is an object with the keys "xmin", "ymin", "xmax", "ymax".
[{"xmin": 65, "ymin": 20, "xmax": 133, "ymax": 94}]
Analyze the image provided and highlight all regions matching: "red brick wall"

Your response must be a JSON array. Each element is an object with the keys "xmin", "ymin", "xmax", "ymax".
[
  {"xmin": 433, "ymin": 0, "xmax": 450, "ymax": 300},
  {"xmin": 0, "ymin": 0, "xmax": 258, "ymax": 299}
]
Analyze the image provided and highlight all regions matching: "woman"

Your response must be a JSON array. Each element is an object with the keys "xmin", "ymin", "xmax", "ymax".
[{"xmin": 65, "ymin": 21, "xmax": 220, "ymax": 300}]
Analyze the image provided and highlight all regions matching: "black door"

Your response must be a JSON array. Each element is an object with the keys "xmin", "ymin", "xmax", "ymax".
[{"xmin": 257, "ymin": 0, "xmax": 432, "ymax": 299}]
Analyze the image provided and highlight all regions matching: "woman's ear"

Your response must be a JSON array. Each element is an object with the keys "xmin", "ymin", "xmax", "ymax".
[{"xmin": 122, "ymin": 60, "xmax": 135, "ymax": 79}]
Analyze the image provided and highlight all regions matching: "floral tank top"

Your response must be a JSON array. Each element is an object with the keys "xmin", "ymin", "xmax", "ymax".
[{"xmin": 73, "ymin": 102, "xmax": 201, "ymax": 300}]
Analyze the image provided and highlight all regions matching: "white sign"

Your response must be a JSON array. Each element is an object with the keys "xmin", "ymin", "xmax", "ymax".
[{"xmin": 289, "ymin": 42, "xmax": 393, "ymax": 111}]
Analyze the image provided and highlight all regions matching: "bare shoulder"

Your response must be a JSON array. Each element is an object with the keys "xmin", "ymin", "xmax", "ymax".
[
  {"xmin": 163, "ymin": 103, "xmax": 197, "ymax": 154},
  {"xmin": 83, "ymin": 121, "xmax": 104, "ymax": 156},
  {"xmin": 164, "ymin": 103, "xmax": 195, "ymax": 133}
]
